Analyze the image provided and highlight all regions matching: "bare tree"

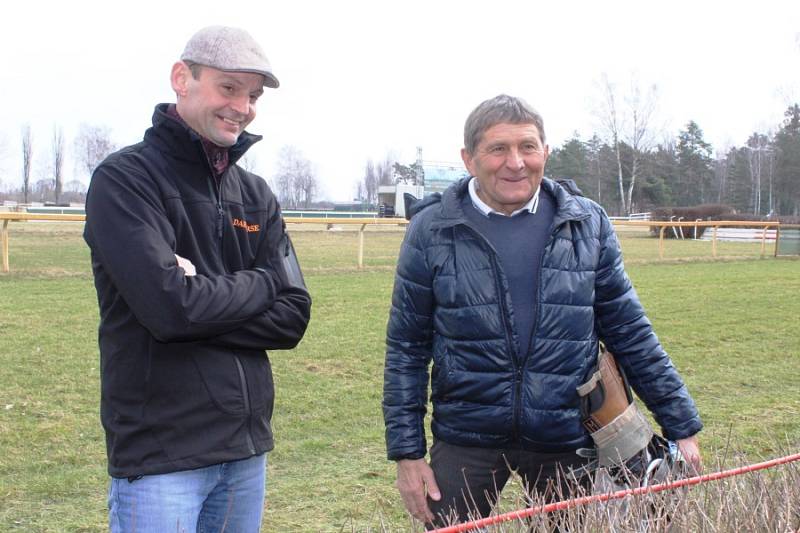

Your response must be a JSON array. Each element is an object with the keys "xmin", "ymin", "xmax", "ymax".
[
  {"xmin": 239, "ymin": 152, "xmax": 258, "ymax": 173},
  {"xmin": 354, "ymin": 180, "xmax": 365, "ymax": 202},
  {"xmin": 713, "ymin": 146, "xmax": 732, "ymax": 204},
  {"xmin": 34, "ymin": 178, "xmax": 54, "ymax": 202},
  {"xmin": 52, "ymin": 126, "xmax": 66, "ymax": 204},
  {"xmin": 0, "ymin": 137, "xmax": 8, "ymax": 199},
  {"xmin": 745, "ymin": 133, "xmax": 771, "ymax": 215},
  {"xmin": 238, "ymin": 153, "xmax": 276, "ymax": 196},
  {"xmin": 273, "ymin": 145, "xmax": 318, "ymax": 208},
  {"xmin": 65, "ymin": 179, "xmax": 87, "ymax": 195},
  {"xmin": 594, "ymin": 74, "xmax": 658, "ymax": 215},
  {"xmin": 74, "ymin": 123, "xmax": 116, "ymax": 180},
  {"xmin": 295, "ymin": 169, "xmax": 318, "ymax": 208},
  {"xmin": 624, "ymin": 78, "xmax": 658, "ymax": 213},
  {"xmin": 0, "ymin": 134, "xmax": 8, "ymax": 172},
  {"xmin": 585, "ymin": 135, "xmax": 607, "ymax": 205},
  {"xmin": 21, "ymin": 124, "xmax": 33, "ymax": 204},
  {"xmin": 363, "ymin": 159, "xmax": 378, "ymax": 205},
  {"xmin": 595, "ymin": 75, "xmax": 625, "ymax": 214},
  {"xmin": 375, "ymin": 155, "xmax": 395, "ymax": 186}
]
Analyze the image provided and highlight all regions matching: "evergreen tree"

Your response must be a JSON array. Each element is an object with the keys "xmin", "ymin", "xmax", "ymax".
[
  {"xmin": 585, "ymin": 135, "xmax": 618, "ymax": 209},
  {"xmin": 641, "ymin": 141, "xmax": 678, "ymax": 208},
  {"xmin": 676, "ymin": 121, "xmax": 713, "ymax": 206},
  {"xmin": 546, "ymin": 133, "xmax": 590, "ymax": 194},
  {"xmin": 773, "ymin": 104, "xmax": 800, "ymax": 215},
  {"xmin": 724, "ymin": 147, "xmax": 753, "ymax": 213}
]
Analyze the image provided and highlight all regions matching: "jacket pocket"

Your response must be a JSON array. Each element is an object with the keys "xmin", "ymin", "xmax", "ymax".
[
  {"xmin": 190, "ymin": 347, "xmax": 247, "ymax": 415},
  {"xmin": 238, "ymin": 350, "xmax": 274, "ymax": 416}
]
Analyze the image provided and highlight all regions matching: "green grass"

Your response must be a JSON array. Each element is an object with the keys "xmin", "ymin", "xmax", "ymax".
[{"xmin": 0, "ymin": 222, "xmax": 798, "ymax": 532}]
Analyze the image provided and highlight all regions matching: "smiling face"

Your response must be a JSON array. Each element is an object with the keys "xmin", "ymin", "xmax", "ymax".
[
  {"xmin": 461, "ymin": 122, "xmax": 549, "ymax": 215},
  {"xmin": 171, "ymin": 62, "xmax": 265, "ymax": 147}
]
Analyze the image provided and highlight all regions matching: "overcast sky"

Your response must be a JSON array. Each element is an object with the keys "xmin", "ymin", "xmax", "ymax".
[{"xmin": 1, "ymin": 0, "xmax": 799, "ymax": 201}]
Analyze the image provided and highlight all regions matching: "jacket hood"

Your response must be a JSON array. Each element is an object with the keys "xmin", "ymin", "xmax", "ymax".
[
  {"xmin": 404, "ymin": 191, "xmax": 442, "ymax": 220},
  {"xmin": 145, "ymin": 103, "xmax": 262, "ymax": 167}
]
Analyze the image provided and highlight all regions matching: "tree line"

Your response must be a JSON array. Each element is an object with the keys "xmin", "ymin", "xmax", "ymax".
[
  {"xmin": 548, "ymin": 106, "xmax": 800, "ymax": 218},
  {"xmin": 548, "ymin": 77, "xmax": 800, "ymax": 217},
  {"xmin": 3, "ymin": 84, "xmax": 799, "ymax": 216},
  {"xmin": 347, "ymin": 78, "xmax": 799, "ymax": 219},
  {"xmin": 1, "ymin": 124, "xmax": 116, "ymax": 205},
  {"xmin": 0, "ymin": 125, "xmax": 326, "ymax": 210}
]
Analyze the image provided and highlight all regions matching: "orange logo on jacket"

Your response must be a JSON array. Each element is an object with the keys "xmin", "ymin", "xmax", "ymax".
[{"xmin": 232, "ymin": 218, "xmax": 260, "ymax": 233}]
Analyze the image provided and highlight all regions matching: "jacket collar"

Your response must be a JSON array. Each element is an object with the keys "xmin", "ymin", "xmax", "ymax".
[
  {"xmin": 429, "ymin": 176, "xmax": 590, "ymax": 229},
  {"xmin": 145, "ymin": 103, "xmax": 262, "ymax": 167}
]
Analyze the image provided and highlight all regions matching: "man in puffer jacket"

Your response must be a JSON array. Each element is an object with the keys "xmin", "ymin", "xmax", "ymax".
[{"xmin": 383, "ymin": 94, "xmax": 702, "ymax": 527}]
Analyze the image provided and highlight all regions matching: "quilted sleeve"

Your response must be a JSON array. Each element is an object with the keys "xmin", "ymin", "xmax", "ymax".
[
  {"xmin": 594, "ymin": 208, "xmax": 702, "ymax": 440},
  {"xmin": 383, "ymin": 215, "xmax": 436, "ymax": 460}
]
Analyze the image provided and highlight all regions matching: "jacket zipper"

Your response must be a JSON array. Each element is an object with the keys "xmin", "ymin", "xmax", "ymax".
[
  {"xmin": 459, "ymin": 223, "xmax": 522, "ymax": 440},
  {"xmin": 439, "ymin": 183, "xmax": 586, "ymax": 447},
  {"xmin": 490, "ymin": 253, "xmax": 522, "ymax": 441},
  {"xmin": 205, "ymin": 175, "xmax": 225, "ymax": 245},
  {"xmin": 207, "ymin": 169, "xmax": 256, "ymax": 455},
  {"xmin": 461, "ymin": 219, "xmax": 563, "ymax": 444},
  {"xmin": 525, "ymin": 226, "xmax": 556, "ymax": 363},
  {"xmin": 520, "ymin": 224, "xmax": 561, "ymax": 441}
]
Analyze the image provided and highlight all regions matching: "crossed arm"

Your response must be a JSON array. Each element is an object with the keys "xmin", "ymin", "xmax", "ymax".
[{"xmin": 86, "ymin": 162, "xmax": 310, "ymax": 348}]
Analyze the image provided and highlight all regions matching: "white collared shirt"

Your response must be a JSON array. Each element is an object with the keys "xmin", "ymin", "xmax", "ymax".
[{"xmin": 468, "ymin": 177, "xmax": 540, "ymax": 217}]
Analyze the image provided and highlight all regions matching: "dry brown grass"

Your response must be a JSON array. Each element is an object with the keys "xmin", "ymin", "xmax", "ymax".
[{"xmin": 363, "ymin": 452, "xmax": 800, "ymax": 532}]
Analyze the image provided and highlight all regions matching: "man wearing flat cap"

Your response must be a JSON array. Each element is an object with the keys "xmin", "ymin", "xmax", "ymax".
[{"xmin": 84, "ymin": 26, "xmax": 311, "ymax": 531}]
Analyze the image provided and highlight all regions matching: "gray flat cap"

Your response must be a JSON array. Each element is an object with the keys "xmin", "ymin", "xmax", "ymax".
[{"xmin": 181, "ymin": 26, "xmax": 279, "ymax": 88}]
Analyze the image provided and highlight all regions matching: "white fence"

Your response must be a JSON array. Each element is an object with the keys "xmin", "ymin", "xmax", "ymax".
[
  {"xmin": 609, "ymin": 212, "xmax": 651, "ymax": 222},
  {"xmin": 699, "ymin": 228, "xmax": 778, "ymax": 242}
]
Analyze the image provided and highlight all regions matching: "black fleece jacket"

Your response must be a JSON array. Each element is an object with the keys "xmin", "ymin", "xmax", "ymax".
[{"xmin": 84, "ymin": 104, "xmax": 311, "ymax": 478}]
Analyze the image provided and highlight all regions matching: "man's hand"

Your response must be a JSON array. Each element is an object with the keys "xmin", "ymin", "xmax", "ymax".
[
  {"xmin": 175, "ymin": 254, "xmax": 196, "ymax": 276},
  {"xmin": 676, "ymin": 434, "xmax": 702, "ymax": 473},
  {"xmin": 396, "ymin": 458, "xmax": 441, "ymax": 523}
]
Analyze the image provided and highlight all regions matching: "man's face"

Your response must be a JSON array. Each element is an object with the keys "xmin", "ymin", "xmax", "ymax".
[
  {"xmin": 461, "ymin": 122, "xmax": 549, "ymax": 215},
  {"xmin": 173, "ymin": 64, "xmax": 265, "ymax": 147}
]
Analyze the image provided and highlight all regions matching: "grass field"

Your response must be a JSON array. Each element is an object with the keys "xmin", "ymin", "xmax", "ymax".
[{"xmin": 0, "ymin": 221, "xmax": 798, "ymax": 532}]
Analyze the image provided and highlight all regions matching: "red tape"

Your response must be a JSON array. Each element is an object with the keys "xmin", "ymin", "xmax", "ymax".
[{"xmin": 431, "ymin": 451, "xmax": 800, "ymax": 533}]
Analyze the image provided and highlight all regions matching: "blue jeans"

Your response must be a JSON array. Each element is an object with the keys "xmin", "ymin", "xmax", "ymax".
[{"xmin": 108, "ymin": 454, "xmax": 267, "ymax": 533}]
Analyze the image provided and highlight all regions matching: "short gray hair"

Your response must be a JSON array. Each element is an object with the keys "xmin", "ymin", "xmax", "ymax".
[
  {"xmin": 463, "ymin": 94, "xmax": 546, "ymax": 154},
  {"xmin": 187, "ymin": 62, "xmax": 204, "ymax": 80}
]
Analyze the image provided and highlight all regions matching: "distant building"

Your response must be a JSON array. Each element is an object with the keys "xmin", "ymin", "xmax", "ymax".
[
  {"xmin": 377, "ymin": 148, "xmax": 470, "ymax": 217},
  {"xmin": 421, "ymin": 163, "xmax": 469, "ymax": 194},
  {"xmin": 377, "ymin": 183, "xmax": 424, "ymax": 218}
]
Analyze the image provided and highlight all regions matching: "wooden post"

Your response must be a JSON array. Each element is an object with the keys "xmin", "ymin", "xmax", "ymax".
[
  {"xmin": 712, "ymin": 226, "xmax": 718, "ymax": 258},
  {"xmin": 760, "ymin": 225, "xmax": 768, "ymax": 258},
  {"xmin": 357, "ymin": 224, "xmax": 366, "ymax": 269},
  {"xmin": 2, "ymin": 219, "xmax": 9, "ymax": 273},
  {"xmin": 659, "ymin": 226, "xmax": 666, "ymax": 260}
]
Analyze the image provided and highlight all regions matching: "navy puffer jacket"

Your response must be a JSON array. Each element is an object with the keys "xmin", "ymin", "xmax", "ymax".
[{"xmin": 383, "ymin": 177, "xmax": 702, "ymax": 460}]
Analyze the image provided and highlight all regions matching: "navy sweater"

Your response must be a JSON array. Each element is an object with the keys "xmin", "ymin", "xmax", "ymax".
[{"xmin": 461, "ymin": 189, "xmax": 555, "ymax": 357}]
